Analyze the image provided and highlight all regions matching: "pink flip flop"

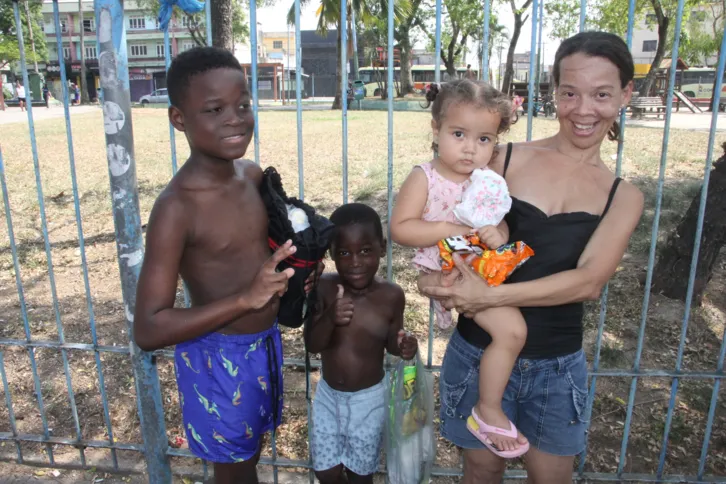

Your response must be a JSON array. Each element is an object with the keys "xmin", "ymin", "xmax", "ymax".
[{"xmin": 466, "ymin": 407, "xmax": 530, "ymax": 459}]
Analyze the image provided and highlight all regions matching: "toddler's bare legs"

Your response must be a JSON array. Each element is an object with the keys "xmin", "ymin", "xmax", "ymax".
[{"xmin": 472, "ymin": 307, "xmax": 528, "ymax": 451}]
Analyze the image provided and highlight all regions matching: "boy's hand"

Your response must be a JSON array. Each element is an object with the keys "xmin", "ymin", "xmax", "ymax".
[
  {"xmin": 334, "ymin": 285, "xmax": 354, "ymax": 325},
  {"xmin": 244, "ymin": 240, "xmax": 296, "ymax": 310},
  {"xmin": 397, "ymin": 330, "xmax": 418, "ymax": 360},
  {"xmin": 477, "ymin": 225, "xmax": 507, "ymax": 249},
  {"xmin": 304, "ymin": 261, "xmax": 325, "ymax": 294}
]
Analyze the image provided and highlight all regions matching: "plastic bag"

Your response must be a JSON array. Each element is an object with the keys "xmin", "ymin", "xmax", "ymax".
[{"xmin": 385, "ymin": 354, "xmax": 435, "ymax": 484}]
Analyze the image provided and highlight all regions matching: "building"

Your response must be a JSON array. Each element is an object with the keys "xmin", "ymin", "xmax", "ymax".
[
  {"xmin": 39, "ymin": 0, "xmax": 197, "ymax": 102},
  {"xmin": 300, "ymin": 30, "xmax": 364, "ymax": 97},
  {"xmin": 258, "ymin": 30, "xmax": 296, "ymax": 68},
  {"xmin": 631, "ymin": 3, "xmax": 723, "ymax": 74}
]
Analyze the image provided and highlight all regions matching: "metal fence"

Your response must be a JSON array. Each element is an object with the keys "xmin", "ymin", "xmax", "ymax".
[{"xmin": 0, "ymin": 0, "xmax": 725, "ymax": 481}]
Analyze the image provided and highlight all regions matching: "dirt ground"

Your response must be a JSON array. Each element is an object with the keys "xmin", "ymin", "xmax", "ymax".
[{"xmin": 0, "ymin": 108, "xmax": 725, "ymax": 481}]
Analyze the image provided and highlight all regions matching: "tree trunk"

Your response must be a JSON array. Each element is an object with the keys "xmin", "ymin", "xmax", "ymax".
[
  {"xmin": 640, "ymin": 0, "xmax": 668, "ymax": 97},
  {"xmin": 652, "ymin": 143, "xmax": 726, "ymax": 304},
  {"xmin": 708, "ymin": 41, "xmax": 723, "ymax": 112},
  {"xmin": 399, "ymin": 33, "xmax": 414, "ymax": 96},
  {"xmin": 24, "ymin": 0, "xmax": 39, "ymax": 72},
  {"xmin": 211, "ymin": 0, "xmax": 234, "ymax": 50},
  {"xmin": 332, "ymin": 25, "xmax": 343, "ymax": 109},
  {"xmin": 501, "ymin": 10, "xmax": 526, "ymax": 95},
  {"xmin": 79, "ymin": 0, "xmax": 89, "ymax": 104}
]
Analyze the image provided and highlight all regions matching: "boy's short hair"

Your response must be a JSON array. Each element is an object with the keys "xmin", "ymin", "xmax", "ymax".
[
  {"xmin": 329, "ymin": 203, "xmax": 384, "ymax": 242},
  {"xmin": 167, "ymin": 46, "xmax": 244, "ymax": 108}
]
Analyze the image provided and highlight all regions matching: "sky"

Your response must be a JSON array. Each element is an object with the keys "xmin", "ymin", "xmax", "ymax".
[{"xmin": 253, "ymin": 1, "xmax": 560, "ymax": 69}]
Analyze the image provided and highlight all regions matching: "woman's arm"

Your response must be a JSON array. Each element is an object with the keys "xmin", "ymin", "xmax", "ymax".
[
  {"xmin": 390, "ymin": 167, "xmax": 471, "ymax": 247},
  {"xmin": 422, "ymin": 181, "xmax": 644, "ymax": 313}
]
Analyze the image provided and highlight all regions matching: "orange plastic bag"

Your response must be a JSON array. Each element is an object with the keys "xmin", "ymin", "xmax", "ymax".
[{"xmin": 437, "ymin": 234, "xmax": 534, "ymax": 287}]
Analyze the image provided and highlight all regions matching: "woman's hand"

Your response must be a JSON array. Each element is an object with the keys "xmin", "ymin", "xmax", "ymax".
[{"xmin": 421, "ymin": 253, "xmax": 499, "ymax": 316}]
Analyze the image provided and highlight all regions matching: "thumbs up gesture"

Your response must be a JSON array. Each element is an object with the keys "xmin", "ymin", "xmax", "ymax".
[{"xmin": 334, "ymin": 284, "xmax": 354, "ymax": 326}]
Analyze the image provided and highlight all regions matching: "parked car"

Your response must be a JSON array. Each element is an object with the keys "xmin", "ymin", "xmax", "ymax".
[{"xmin": 139, "ymin": 88, "xmax": 168, "ymax": 104}]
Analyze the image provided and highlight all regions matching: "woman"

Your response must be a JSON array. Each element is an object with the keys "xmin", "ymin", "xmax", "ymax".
[
  {"xmin": 423, "ymin": 31, "xmax": 644, "ymax": 483},
  {"xmin": 15, "ymin": 80, "xmax": 26, "ymax": 112}
]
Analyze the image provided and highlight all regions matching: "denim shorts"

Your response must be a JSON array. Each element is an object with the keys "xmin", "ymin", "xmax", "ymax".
[{"xmin": 439, "ymin": 329, "xmax": 589, "ymax": 456}]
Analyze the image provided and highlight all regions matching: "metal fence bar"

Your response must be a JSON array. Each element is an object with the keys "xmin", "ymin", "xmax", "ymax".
[
  {"xmin": 164, "ymin": 29, "xmax": 179, "ymax": 175},
  {"xmin": 249, "ymin": 0, "xmax": 261, "ymax": 164},
  {"xmin": 525, "ymin": 0, "xmax": 538, "ymax": 141},
  {"xmin": 341, "ymin": 0, "xmax": 349, "ymax": 204},
  {"xmin": 204, "ymin": 0, "xmax": 212, "ymax": 46},
  {"xmin": 94, "ymin": 2, "xmax": 171, "ymax": 480},
  {"xmin": 434, "ymin": 0, "xmax": 441, "ymax": 83},
  {"xmin": 578, "ymin": 0, "xmax": 636, "ymax": 474},
  {"xmin": 52, "ymin": 0, "xmax": 120, "ymax": 469},
  {"xmin": 295, "ymin": 0, "xmax": 304, "ymax": 201},
  {"xmin": 480, "ymin": 0, "xmax": 490, "ymax": 82},
  {"xmin": 11, "ymin": 1, "xmax": 61, "ymax": 464},
  {"xmin": 659, "ymin": 24, "xmax": 726, "ymax": 479},
  {"xmin": 579, "ymin": 0, "xmax": 586, "ymax": 32},
  {"xmin": 0, "ymin": 315, "xmax": 22, "ymax": 463},
  {"xmin": 385, "ymin": 0, "xmax": 394, "ymax": 283},
  {"xmin": 696, "ymin": 35, "xmax": 726, "ymax": 482},
  {"xmin": 617, "ymin": 0, "xmax": 687, "ymax": 475}
]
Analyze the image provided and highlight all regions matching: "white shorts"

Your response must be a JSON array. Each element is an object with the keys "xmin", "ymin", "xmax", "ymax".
[{"xmin": 311, "ymin": 376, "xmax": 386, "ymax": 476}]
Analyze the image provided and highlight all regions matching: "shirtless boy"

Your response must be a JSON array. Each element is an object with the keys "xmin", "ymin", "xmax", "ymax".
[
  {"xmin": 133, "ymin": 47, "xmax": 299, "ymax": 484},
  {"xmin": 306, "ymin": 203, "xmax": 418, "ymax": 484}
]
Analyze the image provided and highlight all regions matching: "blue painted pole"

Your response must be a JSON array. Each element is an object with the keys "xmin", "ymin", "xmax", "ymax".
[
  {"xmin": 0, "ymin": 159, "xmax": 24, "ymax": 466},
  {"xmin": 94, "ymin": 2, "xmax": 171, "ymax": 481},
  {"xmin": 658, "ymin": 14, "xmax": 726, "ymax": 478},
  {"xmin": 481, "ymin": 0, "xmax": 490, "ymax": 82},
  {"xmin": 435, "ymin": 0, "xmax": 442, "ymax": 83},
  {"xmin": 295, "ymin": 0, "xmax": 304, "ymax": 201},
  {"xmin": 250, "ymin": 0, "xmax": 261, "ymax": 164},
  {"xmin": 697, "ymin": 36, "xmax": 726, "ymax": 480},
  {"xmin": 341, "ymin": 0, "xmax": 349, "ymax": 204},
  {"xmin": 526, "ymin": 0, "xmax": 538, "ymax": 140},
  {"xmin": 54, "ymin": 0, "xmax": 119, "ymax": 469},
  {"xmin": 579, "ymin": 0, "xmax": 586, "ymax": 31},
  {"xmin": 578, "ymin": 0, "xmax": 637, "ymax": 475},
  {"xmin": 618, "ymin": 0, "xmax": 687, "ymax": 475},
  {"xmin": 204, "ymin": 0, "xmax": 212, "ymax": 46},
  {"xmin": 386, "ymin": 0, "xmax": 394, "ymax": 283},
  {"xmin": 164, "ymin": 29, "xmax": 179, "ymax": 175}
]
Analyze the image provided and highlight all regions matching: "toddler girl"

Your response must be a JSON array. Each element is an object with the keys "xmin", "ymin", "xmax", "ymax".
[{"xmin": 391, "ymin": 79, "xmax": 532, "ymax": 458}]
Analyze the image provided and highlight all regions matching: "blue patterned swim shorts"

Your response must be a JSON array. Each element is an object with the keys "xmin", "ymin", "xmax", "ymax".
[{"xmin": 174, "ymin": 324, "xmax": 283, "ymax": 463}]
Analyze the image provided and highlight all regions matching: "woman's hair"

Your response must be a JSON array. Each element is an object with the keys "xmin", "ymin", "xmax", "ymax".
[
  {"xmin": 552, "ymin": 31, "xmax": 635, "ymax": 142},
  {"xmin": 424, "ymin": 79, "xmax": 513, "ymax": 152}
]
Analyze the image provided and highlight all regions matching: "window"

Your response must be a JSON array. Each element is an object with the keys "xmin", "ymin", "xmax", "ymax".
[
  {"xmin": 642, "ymin": 40, "xmax": 657, "ymax": 52},
  {"xmin": 63, "ymin": 46, "xmax": 71, "ymax": 59},
  {"xmin": 182, "ymin": 42, "xmax": 194, "ymax": 52},
  {"xmin": 646, "ymin": 13, "xmax": 657, "ymax": 23},
  {"xmin": 181, "ymin": 15, "xmax": 192, "ymax": 27},
  {"xmin": 83, "ymin": 18, "xmax": 95, "ymax": 32},
  {"xmin": 85, "ymin": 46, "xmax": 97, "ymax": 59},
  {"xmin": 128, "ymin": 17, "xmax": 146, "ymax": 29},
  {"xmin": 273, "ymin": 40, "xmax": 283, "ymax": 49},
  {"xmin": 157, "ymin": 44, "xmax": 165, "ymax": 57},
  {"xmin": 60, "ymin": 20, "xmax": 67, "ymax": 33},
  {"xmin": 130, "ymin": 44, "xmax": 147, "ymax": 57}
]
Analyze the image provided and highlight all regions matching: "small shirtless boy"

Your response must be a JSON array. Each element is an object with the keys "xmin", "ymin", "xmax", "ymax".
[
  {"xmin": 134, "ymin": 47, "xmax": 299, "ymax": 484},
  {"xmin": 306, "ymin": 203, "xmax": 418, "ymax": 484}
]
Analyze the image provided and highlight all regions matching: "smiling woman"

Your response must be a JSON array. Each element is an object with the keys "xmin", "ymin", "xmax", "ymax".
[{"xmin": 421, "ymin": 31, "xmax": 646, "ymax": 484}]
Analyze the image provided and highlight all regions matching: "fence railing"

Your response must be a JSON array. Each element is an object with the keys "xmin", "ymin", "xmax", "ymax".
[{"xmin": 1, "ymin": 0, "xmax": 724, "ymax": 481}]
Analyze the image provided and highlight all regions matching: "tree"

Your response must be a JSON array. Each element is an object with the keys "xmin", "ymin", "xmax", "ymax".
[
  {"xmin": 500, "ymin": 0, "xmax": 533, "ymax": 94},
  {"xmin": 136, "ymin": 0, "xmax": 252, "ymax": 49},
  {"xmin": 395, "ymin": 0, "xmax": 424, "ymax": 95},
  {"xmin": 0, "ymin": 0, "xmax": 47, "ymax": 72},
  {"xmin": 652, "ymin": 143, "xmax": 726, "ymax": 305},
  {"xmin": 416, "ymin": 0, "xmax": 488, "ymax": 78},
  {"xmin": 475, "ymin": 18, "xmax": 508, "ymax": 83}
]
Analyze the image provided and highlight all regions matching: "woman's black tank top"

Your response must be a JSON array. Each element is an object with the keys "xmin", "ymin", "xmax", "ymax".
[{"xmin": 457, "ymin": 143, "xmax": 621, "ymax": 359}]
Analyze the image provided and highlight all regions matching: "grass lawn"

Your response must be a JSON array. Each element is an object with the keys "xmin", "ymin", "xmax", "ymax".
[{"xmin": 0, "ymin": 107, "xmax": 725, "ymax": 480}]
